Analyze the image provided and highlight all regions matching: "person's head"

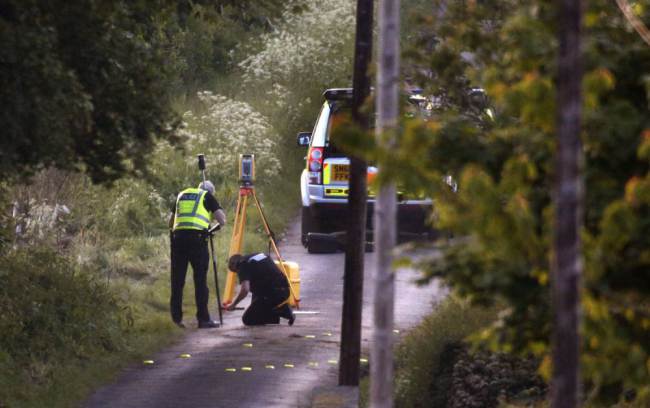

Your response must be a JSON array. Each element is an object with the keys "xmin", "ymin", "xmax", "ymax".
[
  {"xmin": 198, "ymin": 180, "xmax": 215, "ymax": 194},
  {"xmin": 228, "ymin": 254, "xmax": 244, "ymax": 272}
]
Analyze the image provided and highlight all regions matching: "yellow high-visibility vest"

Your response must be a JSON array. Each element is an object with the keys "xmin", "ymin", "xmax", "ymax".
[{"xmin": 173, "ymin": 188, "xmax": 211, "ymax": 231}]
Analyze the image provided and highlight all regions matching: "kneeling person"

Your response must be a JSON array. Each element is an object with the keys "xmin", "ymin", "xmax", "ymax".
[{"xmin": 226, "ymin": 253, "xmax": 295, "ymax": 326}]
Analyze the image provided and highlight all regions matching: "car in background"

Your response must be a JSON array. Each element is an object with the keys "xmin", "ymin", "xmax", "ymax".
[{"xmin": 296, "ymin": 88, "xmax": 435, "ymax": 250}]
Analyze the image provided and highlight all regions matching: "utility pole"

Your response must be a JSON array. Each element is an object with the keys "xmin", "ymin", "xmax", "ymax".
[
  {"xmin": 339, "ymin": 0, "xmax": 373, "ymax": 387},
  {"xmin": 371, "ymin": 0, "xmax": 399, "ymax": 407},
  {"xmin": 552, "ymin": 0, "xmax": 583, "ymax": 407}
]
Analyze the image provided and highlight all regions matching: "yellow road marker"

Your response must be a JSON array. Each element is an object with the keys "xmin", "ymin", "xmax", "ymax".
[
  {"xmin": 327, "ymin": 359, "xmax": 338, "ymax": 365},
  {"xmin": 360, "ymin": 358, "xmax": 368, "ymax": 364},
  {"xmin": 143, "ymin": 360, "xmax": 154, "ymax": 365},
  {"xmin": 265, "ymin": 364, "xmax": 275, "ymax": 369},
  {"xmin": 323, "ymin": 332, "xmax": 332, "ymax": 337},
  {"xmin": 393, "ymin": 329, "xmax": 400, "ymax": 334},
  {"xmin": 304, "ymin": 335, "xmax": 316, "ymax": 339},
  {"xmin": 179, "ymin": 353, "xmax": 191, "ymax": 359},
  {"xmin": 225, "ymin": 368, "xmax": 237, "ymax": 372},
  {"xmin": 242, "ymin": 343, "xmax": 253, "ymax": 348},
  {"xmin": 241, "ymin": 366, "xmax": 252, "ymax": 371},
  {"xmin": 308, "ymin": 361, "xmax": 319, "ymax": 368},
  {"xmin": 283, "ymin": 363, "xmax": 295, "ymax": 368}
]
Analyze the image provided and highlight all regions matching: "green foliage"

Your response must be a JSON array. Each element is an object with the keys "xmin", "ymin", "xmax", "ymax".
[
  {"xmin": 0, "ymin": 0, "xmax": 183, "ymax": 184},
  {"xmin": 237, "ymin": 0, "xmax": 355, "ymax": 135},
  {"xmin": 166, "ymin": 0, "xmax": 287, "ymax": 94},
  {"xmin": 0, "ymin": 248, "xmax": 128, "ymax": 404},
  {"xmin": 384, "ymin": 0, "xmax": 650, "ymax": 402},
  {"xmin": 0, "ymin": 248, "xmax": 127, "ymax": 361},
  {"xmin": 394, "ymin": 297, "xmax": 499, "ymax": 407}
]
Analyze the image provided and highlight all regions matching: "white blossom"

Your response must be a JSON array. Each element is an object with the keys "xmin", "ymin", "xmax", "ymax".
[{"xmin": 182, "ymin": 93, "xmax": 282, "ymax": 180}]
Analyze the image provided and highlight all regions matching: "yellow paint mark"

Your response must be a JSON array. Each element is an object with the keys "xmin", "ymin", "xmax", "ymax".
[
  {"xmin": 243, "ymin": 343, "xmax": 253, "ymax": 348},
  {"xmin": 225, "ymin": 368, "xmax": 237, "ymax": 372},
  {"xmin": 143, "ymin": 360, "xmax": 154, "ymax": 365},
  {"xmin": 180, "ymin": 353, "xmax": 191, "ymax": 358},
  {"xmin": 241, "ymin": 367, "xmax": 252, "ymax": 371},
  {"xmin": 393, "ymin": 329, "xmax": 400, "ymax": 334},
  {"xmin": 327, "ymin": 359, "xmax": 338, "ymax": 365},
  {"xmin": 284, "ymin": 363, "xmax": 295, "ymax": 368},
  {"xmin": 323, "ymin": 332, "xmax": 332, "ymax": 337},
  {"xmin": 304, "ymin": 335, "xmax": 316, "ymax": 339},
  {"xmin": 265, "ymin": 364, "xmax": 275, "ymax": 369},
  {"xmin": 360, "ymin": 358, "xmax": 368, "ymax": 364},
  {"xmin": 308, "ymin": 361, "xmax": 319, "ymax": 367}
]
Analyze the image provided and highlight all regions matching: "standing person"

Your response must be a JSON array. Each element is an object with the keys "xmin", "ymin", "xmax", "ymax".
[
  {"xmin": 169, "ymin": 180, "xmax": 227, "ymax": 329},
  {"xmin": 226, "ymin": 253, "xmax": 296, "ymax": 326}
]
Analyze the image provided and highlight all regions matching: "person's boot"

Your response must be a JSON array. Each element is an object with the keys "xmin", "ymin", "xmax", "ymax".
[
  {"xmin": 198, "ymin": 320, "xmax": 220, "ymax": 329},
  {"xmin": 278, "ymin": 305, "xmax": 295, "ymax": 326}
]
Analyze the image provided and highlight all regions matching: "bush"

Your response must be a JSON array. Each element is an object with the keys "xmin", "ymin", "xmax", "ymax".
[
  {"xmin": 238, "ymin": 0, "xmax": 355, "ymax": 136},
  {"xmin": 176, "ymin": 91, "xmax": 283, "ymax": 185},
  {"xmin": 0, "ymin": 248, "xmax": 129, "ymax": 404},
  {"xmin": 393, "ymin": 297, "xmax": 542, "ymax": 408},
  {"xmin": 446, "ymin": 347, "xmax": 546, "ymax": 408}
]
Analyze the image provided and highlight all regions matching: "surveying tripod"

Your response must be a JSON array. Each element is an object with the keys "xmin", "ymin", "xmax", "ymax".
[{"xmin": 221, "ymin": 155, "xmax": 300, "ymax": 308}]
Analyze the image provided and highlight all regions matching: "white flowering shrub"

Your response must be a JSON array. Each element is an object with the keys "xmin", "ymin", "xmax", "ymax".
[
  {"xmin": 12, "ymin": 200, "xmax": 70, "ymax": 244},
  {"xmin": 240, "ymin": 0, "xmax": 354, "ymax": 88},
  {"xmin": 238, "ymin": 0, "xmax": 355, "ymax": 122},
  {"xmin": 180, "ymin": 91, "xmax": 282, "ymax": 183}
]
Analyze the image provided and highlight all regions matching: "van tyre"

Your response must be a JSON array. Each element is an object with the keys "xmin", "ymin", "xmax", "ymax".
[{"xmin": 301, "ymin": 206, "xmax": 317, "ymax": 247}]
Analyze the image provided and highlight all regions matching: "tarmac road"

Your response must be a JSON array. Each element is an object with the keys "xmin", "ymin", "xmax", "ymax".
[{"xmin": 83, "ymin": 218, "xmax": 445, "ymax": 408}]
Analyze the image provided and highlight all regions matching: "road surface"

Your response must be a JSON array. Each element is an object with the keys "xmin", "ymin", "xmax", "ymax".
[{"xmin": 84, "ymin": 219, "xmax": 445, "ymax": 408}]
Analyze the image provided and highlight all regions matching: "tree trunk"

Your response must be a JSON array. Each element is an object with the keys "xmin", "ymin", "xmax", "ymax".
[
  {"xmin": 371, "ymin": 0, "xmax": 399, "ymax": 407},
  {"xmin": 551, "ymin": 0, "xmax": 583, "ymax": 407},
  {"xmin": 339, "ymin": 0, "xmax": 373, "ymax": 387}
]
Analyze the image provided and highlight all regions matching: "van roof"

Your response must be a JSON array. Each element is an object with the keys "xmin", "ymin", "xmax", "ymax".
[{"xmin": 323, "ymin": 88, "xmax": 353, "ymax": 101}]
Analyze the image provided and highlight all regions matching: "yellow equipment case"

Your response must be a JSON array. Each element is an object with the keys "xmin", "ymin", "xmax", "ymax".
[{"xmin": 275, "ymin": 261, "xmax": 300, "ymax": 307}]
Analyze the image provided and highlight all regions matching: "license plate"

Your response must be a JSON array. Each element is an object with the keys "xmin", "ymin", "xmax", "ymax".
[
  {"xmin": 332, "ymin": 164, "xmax": 349, "ymax": 181},
  {"xmin": 325, "ymin": 187, "xmax": 348, "ymax": 197}
]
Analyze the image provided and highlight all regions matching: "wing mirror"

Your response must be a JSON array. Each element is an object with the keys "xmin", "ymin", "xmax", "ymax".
[
  {"xmin": 467, "ymin": 88, "xmax": 488, "ymax": 110},
  {"xmin": 296, "ymin": 132, "xmax": 311, "ymax": 147}
]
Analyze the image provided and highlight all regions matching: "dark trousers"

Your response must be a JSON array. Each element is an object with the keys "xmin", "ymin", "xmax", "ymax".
[
  {"xmin": 170, "ymin": 230, "xmax": 211, "ymax": 323},
  {"xmin": 242, "ymin": 288, "xmax": 291, "ymax": 326}
]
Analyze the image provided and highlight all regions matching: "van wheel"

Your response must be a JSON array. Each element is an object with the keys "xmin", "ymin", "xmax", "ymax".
[{"xmin": 301, "ymin": 207, "xmax": 317, "ymax": 246}]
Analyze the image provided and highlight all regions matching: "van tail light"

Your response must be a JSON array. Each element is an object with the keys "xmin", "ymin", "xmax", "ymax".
[{"xmin": 307, "ymin": 147, "xmax": 323, "ymax": 184}]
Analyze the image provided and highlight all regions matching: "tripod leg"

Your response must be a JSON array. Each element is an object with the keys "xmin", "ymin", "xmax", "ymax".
[
  {"xmin": 209, "ymin": 235, "xmax": 223, "ymax": 325},
  {"xmin": 222, "ymin": 191, "xmax": 248, "ymax": 305}
]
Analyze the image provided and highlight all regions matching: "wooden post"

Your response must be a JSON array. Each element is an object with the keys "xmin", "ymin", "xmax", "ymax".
[
  {"xmin": 339, "ymin": 0, "xmax": 373, "ymax": 386},
  {"xmin": 371, "ymin": 0, "xmax": 399, "ymax": 407},
  {"xmin": 552, "ymin": 0, "xmax": 583, "ymax": 406}
]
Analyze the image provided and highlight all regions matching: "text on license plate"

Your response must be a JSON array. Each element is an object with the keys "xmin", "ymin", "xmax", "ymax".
[{"xmin": 332, "ymin": 164, "xmax": 349, "ymax": 181}]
